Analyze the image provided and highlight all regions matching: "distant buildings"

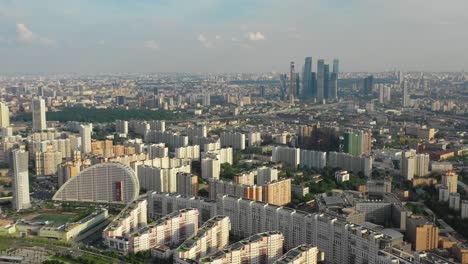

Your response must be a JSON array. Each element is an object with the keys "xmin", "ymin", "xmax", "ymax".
[
  {"xmin": 300, "ymin": 150, "xmax": 327, "ymax": 169},
  {"xmin": 290, "ymin": 62, "xmax": 297, "ymax": 102},
  {"xmin": 302, "ymin": 57, "xmax": 313, "ymax": 99},
  {"xmin": 137, "ymin": 164, "xmax": 191, "ymax": 193},
  {"xmin": 79, "ymin": 124, "xmax": 93, "ymax": 154},
  {"xmin": 366, "ymin": 178, "xmax": 392, "ymax": 194},
  {"xmin": 201, "ymin": 154, "xmax": 221, "ymax": 180},
  {"xmin": 34, "ymin": 147, "xmax": 63, "ymax": 176},
  {"xmin": 442, "ymin": 170, "xmax": 458, "ymax": 193},
  {"xmin": 335, "ymin": 170, "xmax": 350, "ymax": 183},
  {"xmin": 208, "ymin": 178, "xmax": 262, "ymax": 201},
  {"xmin": 32, "ymin": 97, "xmax": 47, "ymax": 132},
  {"xmin": 145, "ymin": 131, "xmax": 188, "ymax": 149},
  {"xmin": 461, "ymin": 200, "xmax": 468, "ymax": 219},
  {"xmin": 415, "ymin": 154, "xmax": 430, "ymax": 177},
  {"xmin": 148, "ymin": 143, "xmax": 169, "ymax": 159},
  {"xmin": 115, "ymin": 120, "xmax": 128, "ymax": 134},
  {"xmin": 403, "ymin": 81, "xmax": 411, "ymax": 107},
  {"xmin": 272, "ymin": 146, "xmax": 300, "ymax": 167},
  {"xmin": 449, "ymin": 193, "xmax": 460, "ymax": 211},
  {"xmin": 0, "ymin": 102, "xmax": 9, "ymax": 128},
  {"xmin": 405, "ymin": 125, "xmax": 436, "ymax": 141},
  {"xmin": 401, "ymin": 155, "xmax": 415, "ymax": 180},
  {"xmin": 209, "ymin": 178, "xmax": 291, "ymax": 206},
  {"xmin": 176, "ymin": 172, "xmax": 198, "ymax": 197},
  {"xmin": 220, "ymin": 132, "xmax": 245, "ymax": 150},
  {"xmin": 12, "ymin": 149, "xmax": 31, "ymax": 211},
  {"xmin": 247, "ymin": 132, "xmax": 262, "ymax": 147},
  {"xmin": 328, "ymin": 152, "xmax": 373, "ymax": 177},
  {"xmin": 316, "ymin": 59, "xmax": 325, "ymax": 101},
  {"xmin": 256, "ymin": 166, "xmax": 279, "ymax": 186},
  {"xmin": 175, "ymin": 145, "xmax": 200, "ymax": 160},
  {"xmin": 343, "ymin": 130, "xmax": 372, "ymax": 157},
  {"xmin": 363, "ymin": 75, "xmax": 374, "ymax": 95}
]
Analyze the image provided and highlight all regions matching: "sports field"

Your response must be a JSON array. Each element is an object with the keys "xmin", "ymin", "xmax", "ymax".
[{"xmin": 32, "ymin": 213, "xmax": 77, "ymax": 225}]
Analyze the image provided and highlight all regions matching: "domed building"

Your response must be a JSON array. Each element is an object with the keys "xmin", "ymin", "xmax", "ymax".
[{"xmin": 53, "ymin": 162, "xmax": 139, "ymax": 204}]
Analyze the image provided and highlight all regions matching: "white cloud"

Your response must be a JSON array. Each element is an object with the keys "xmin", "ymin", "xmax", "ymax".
[
  {"xmin": 197, "ymin": 34, "xmax": 213, "ymax": 48},
  {"xmin": 143, "ymin": 40, "xmax": 160, "ymax": 50},
  {"xmin": 215, "ymin": 35, "xmax": 222, "ymax": 40},
  {"xmin": 16, "ymin": 23, "xmax": 56, "ymax": 46},
  {"xmin": 97, "ymin": 40, "xmax": 106, "ymax": 45},
  {"xmin": 247, "ymin": 32, "xmax": 266, "ymax": 41},
  {"xmin": 16, "ymin": 23, "xmax": 34, "ymax": 43}
]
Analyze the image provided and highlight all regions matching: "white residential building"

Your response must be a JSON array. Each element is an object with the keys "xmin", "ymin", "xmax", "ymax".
[
  {"xmin": 79, "ymin": 124, "xmax": 93, "ymax": 154},
  {"xmin": 145, "ymin": 130, "xmax": 188, "ymax": 149},
  {"xmin": 248, "ymin": 132, "xmax": 262, "ymax": 147},
  {"xmin": 449, "ymin": 193, "xmax": 460, "ymax": 211},
  {"xmin": 200, "ymin": 231, "xmax": 284, "ymax": 264},
  {"xmin": 202, "ymin": 154, "xmax": 221, "ymax": 180},
  {"xmin": 300, "ymin": 150, "xmax": 327, "ymax": 169},
  {"xmin": 461, "ymin": 200, "xmax": 468, "ymax": 219},
  {"xmin": 256, "ymin": 166, "xmax": 279, "ymax": 186},
  {"xmin": 175, "ymin": 215, "xmax": 231, "ymax": 263},
  {"xmin": 220, "ymin": 132, "xmax": 245, "ymax": 150},
  {"xmin": 272, "ymin": 146, "xmax": 300, "ymax": 167},
  {"xmin": 335, "ymin": 170, "xmax": 350, "ymax": 183},
  {"xmin": 439, "ymin": 186, "xmax": 449, "ymax": 202},
  {"xmin": 0, "ymin": 102, "xmax": 10, "ymax": 128},
  {"xmin": 115, "ymin": 120, "xmax": 129, "ymax": 134},
  {"xmin": 12, "ymin": 149, "xmax": 31, "ymax": 211},
  {"xmin": 175, "ymin": 145, "xmax": 200, "ymax": 160},
  {"xmin": 275, "ymin": 244, "xmax": 322, "ymax": 264},
  {"xmin": 148, "ymin": 143, "xmax": 169, "ymax": 158},
  {"xmin": 137, "ymin": 165, "xmax": 191, "ymax": 193}
]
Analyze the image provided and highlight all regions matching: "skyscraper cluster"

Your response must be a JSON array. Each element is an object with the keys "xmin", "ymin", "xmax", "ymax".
[{"xmin": 292, "ymin": 57, "xmax": 339, "ymax": 102}]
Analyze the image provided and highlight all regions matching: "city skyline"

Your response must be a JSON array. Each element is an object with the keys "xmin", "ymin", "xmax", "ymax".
[{"xmin": 1, "ymin": 0, "xmax": 468, "ymax": 73}]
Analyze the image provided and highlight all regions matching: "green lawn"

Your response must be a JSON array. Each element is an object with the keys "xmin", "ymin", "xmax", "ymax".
[
  {"xmin": 32, "ymin": 214, "xmax": 77, "ymax": 225},
  {"xmin": 0, "ymin": 240, "xmax": 9, "ymax": 251}
]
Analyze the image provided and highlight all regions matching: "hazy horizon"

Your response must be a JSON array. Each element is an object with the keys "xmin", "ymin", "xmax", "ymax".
[{"xmin": 1, "ymin": 0, "xmax": 467, "ymax": 73}]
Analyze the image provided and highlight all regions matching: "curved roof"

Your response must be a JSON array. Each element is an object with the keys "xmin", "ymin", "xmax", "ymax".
[{"xmin": 53, "ymin": 162, "xmax": 139, "ymax": 204}]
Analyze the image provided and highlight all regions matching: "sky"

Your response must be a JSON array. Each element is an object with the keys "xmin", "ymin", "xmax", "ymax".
[{"xmin": 1, "ymin": 0, "xmax": 467, "ymax": 73}]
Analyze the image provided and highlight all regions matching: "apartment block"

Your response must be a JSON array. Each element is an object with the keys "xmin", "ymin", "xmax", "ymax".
[{"xmin": 175, "ymin": 215, "xmax": 230, "ymax": 263}]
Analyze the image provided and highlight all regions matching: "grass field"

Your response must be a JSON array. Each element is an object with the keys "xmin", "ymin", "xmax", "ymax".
[
  {"xmin": 32, "ymin": 214, "xmax": 77, "ymax": 225},
  {"xmin": 0, "ymin": 240, "xmax": 9, "ymax": 251}
]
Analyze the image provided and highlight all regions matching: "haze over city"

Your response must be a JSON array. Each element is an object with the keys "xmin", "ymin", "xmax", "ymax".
[{"xmin": 1, "ymin": 0, "xmax": 468, "ymax": 73}]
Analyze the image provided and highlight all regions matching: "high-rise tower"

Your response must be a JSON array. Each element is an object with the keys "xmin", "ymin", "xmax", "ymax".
[
  {"xmin": 333, "ymin": 59, "xmax": 340, "ymax": 75},
  {"xmin": 316, "ymin": 59, "xmax": 325, "ymax": 101},
  {"xmin": 0, "ymin": 102, "xmax": 9, "ymax": 128},
  {"xmin": 302, "ymin": 57, "xmax": 312, "ymax": 99},
  {"xmin": 290, "ymin": 62, "xmax": 297, "ymax": 101},
  {"xmin": 80, "ymin": 124, "xmax": 93, "ymax": 154},
  {"xmin": 403, "ymin": 81, "xmax": 410, "ymax": 107},
  {"xmin": 32, "ymin": 97, "xmax": 47, "ymax": 132},
  {"xmin": 324, "ymin": 64, "xmax": 330, "ymax": 99},
  {"xmin": 12, "ymin": 149, "xmax": 31, "ymax": 211}
]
